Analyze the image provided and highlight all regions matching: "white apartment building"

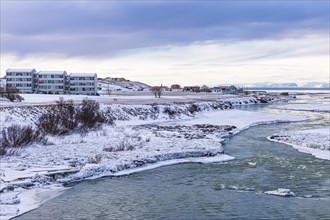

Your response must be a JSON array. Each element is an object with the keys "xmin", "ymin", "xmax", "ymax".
[
  {"xmin": 69, "ymin": 73, "xmax": 97, "ymax": 95},
  {"xmin": 38, "ymin": 71, "xmax": 68, "ymax": 94},
  {"xmin": 5, "ymin": 69, "xmax": 98, "ymax": 95},
  {"xmin": 5, "ymin": 69, "xmax": 37, "ymax": 93}
]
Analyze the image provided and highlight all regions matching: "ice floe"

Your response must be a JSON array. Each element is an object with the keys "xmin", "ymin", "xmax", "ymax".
[{"xmin": 264, "ymin": 188, "xmax": 295, "ymax": 197}]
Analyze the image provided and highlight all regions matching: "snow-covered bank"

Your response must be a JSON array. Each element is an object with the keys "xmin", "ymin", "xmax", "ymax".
[
  {"xmin": 0, "ymin": 92, "xmax": 289, "ymax": 107},
  {"xmin": 177, "ymin": 109, "xmax": 304, "ymax": 134},
  {"xmin": 268, "ymin": 128, "xmax": 330, "ymax": 160},
  {"xmin": 0, "ymin": 186, "xmax": 67, "ymax": 220},
  {"xmin": 0, "ymin": 94, "xmax": 289, "ymax": 129},
  {"xmin": 0, "ymin": 95, "xmax": 302, "ymax": 219}
]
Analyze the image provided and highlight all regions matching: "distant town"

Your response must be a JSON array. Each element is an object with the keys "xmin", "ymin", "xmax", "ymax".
[
  {"xmin": 0, "ymin": 68, "xmax": 329, "ymax": 97},
  {"xmin": 0, "ymin": 68, "xmax": 245, "ymax": 96}
]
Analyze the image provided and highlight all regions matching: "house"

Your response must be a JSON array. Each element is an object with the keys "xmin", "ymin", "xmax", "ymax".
[
  {"xmin": 183, "ymin": 86, "xmax": 200, "ymax": 92},
  {"xmin": 212, "ymin": 85, "xmax": 238, "ymax": 94},
  {"xmin": 38, "ymin": 71, "xmax": 68, "ymax": 94},
  {"xmin": 5, "ymin": 69, "xmax": 37, "ymax": 93},
  {"xmin": 170, "ymin": 84, "xmax": 181, "ymax": 91},
  {"xmin": 211, "ymin": 87, "xmax": 222, "ymax": 93},
  {"xmin": 111, "ymin": 77, "xmax": 128, "ymax": 82},
  {"xmin": 200, "ymin": 85, "xmax": 210, "ymax": 92},
  {"xmin": 160, "ymin": 84, "xmax": 170, "ymax": 91},
  {"xmin": 69, "ymin": 73, "xmax": 97, "ymax": 95}
]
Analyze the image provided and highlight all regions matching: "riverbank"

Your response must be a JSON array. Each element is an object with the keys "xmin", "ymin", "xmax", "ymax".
[
  {"xmin": 0, "ymin": 94, "xmax": 304, "ymax": 219},
  {"xmin": 268, "ymin": 128, "xmax": 330, "ymax": 160}
]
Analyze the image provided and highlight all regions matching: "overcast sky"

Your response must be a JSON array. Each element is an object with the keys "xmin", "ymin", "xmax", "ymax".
[{"xmin": 1, "ymin": 1, "xmax": 329, "ymax": 85}]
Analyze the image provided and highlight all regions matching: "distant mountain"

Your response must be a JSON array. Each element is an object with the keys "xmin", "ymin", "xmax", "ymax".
[
  {"xmin": 237, "ymin": 82, "xmax": 329, "ymax": 89},
  {"xmin": 238, "ymin": 82, "xmax": 298, "ymax": 88},
  {"xmin": 300, "ymin": 82, "xmax": 330, "ymax": 89}
]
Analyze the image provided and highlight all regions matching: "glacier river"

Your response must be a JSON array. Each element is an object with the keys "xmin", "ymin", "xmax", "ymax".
[{"xmin": 14, "ymin": 93, "xmax": 330, "ymax": 219}]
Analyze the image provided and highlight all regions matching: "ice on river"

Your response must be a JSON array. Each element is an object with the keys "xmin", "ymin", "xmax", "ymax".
[{"xmin": 275, "ymin": 103, "xmax": 330, "ymax": 112}]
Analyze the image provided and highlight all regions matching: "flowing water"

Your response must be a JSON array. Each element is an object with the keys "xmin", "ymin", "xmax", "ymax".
[{"xmin": 14, "ymin": 93, "xmax": 330, "ymax": 220}]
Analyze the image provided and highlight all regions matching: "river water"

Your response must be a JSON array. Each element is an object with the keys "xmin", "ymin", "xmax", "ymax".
[{"xmin": 15, "ymin": 93, "xmax": 330, "ymax": 220}]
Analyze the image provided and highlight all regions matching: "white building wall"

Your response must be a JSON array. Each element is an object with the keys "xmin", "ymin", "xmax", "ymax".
[
  {"xmin": 5, "ymin": 69, "xmax": 36, "ymax": 93},
  {"xmin": 38, "ymin": 71, "xmax": 67, "ymax": 94},
  {"xmin": 69, "ymin": 74, "xmax": 97, "ymax": 95},
  {"xmin": 5, "ymin": 69, "xmax": 98, "ymax": 96}
]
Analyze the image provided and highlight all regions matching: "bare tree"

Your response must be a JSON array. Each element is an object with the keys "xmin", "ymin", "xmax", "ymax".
[
  {"xmin": 106, "ymin": 81, "xmax": 112, "ymax": 96},
  {"xmin": 151, "ymin": 86, "xmax": 162, "ymax": 98}
]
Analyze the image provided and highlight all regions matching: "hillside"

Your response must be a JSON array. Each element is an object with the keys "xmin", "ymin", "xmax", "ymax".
[{"xmin": 98, "ymin": 78, "xmax": 150, "ymax": 94}]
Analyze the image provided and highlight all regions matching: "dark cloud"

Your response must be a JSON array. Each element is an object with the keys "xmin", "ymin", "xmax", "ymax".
[{"xmin": 1, "ymin": 1, "xmax": 329, "ymax": 57}]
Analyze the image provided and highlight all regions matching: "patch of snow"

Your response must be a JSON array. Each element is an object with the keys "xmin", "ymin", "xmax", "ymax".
[
  {"xmin": 0, "ymin": 191, "xmax": 20, "ymax": 205},
  {"xmin": 0, "ymin": 206, "xmax": 19, "ymax": 219},
  {"xmin": 0, "ymin": 187, "xmax": 66, "ymax": 220},
  {"xmin": 178, "ymin": 109, "xmax": 305, "ymax": 133},
  {"xmin": 91, "ymin": 154, "xmax": 234, "ymax": 177},
  {"xmin": 268, "ymin": 128, "xmax": 330, "ymax": 160}
]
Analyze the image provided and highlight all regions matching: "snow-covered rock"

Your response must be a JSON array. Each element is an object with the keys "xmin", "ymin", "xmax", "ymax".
[{"xmin": 264, "ymin": 188, "xmax": 295, "ymax": 197}]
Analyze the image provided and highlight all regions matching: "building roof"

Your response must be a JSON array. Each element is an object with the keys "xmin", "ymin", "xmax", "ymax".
[
  {"xmin": 70, "ymin": 73, "xmax": 97, "ymax": 77},
  {"xmin": 38, "ymin": 71, "xmax": 67, "ymax": 75},
  {"xmin": 6, "ymin": 69, "xmax": 36, "ymax": 73}
]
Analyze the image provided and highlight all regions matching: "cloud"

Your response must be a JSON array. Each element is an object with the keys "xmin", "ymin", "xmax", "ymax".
[
  {"xmin": 1, "ymin": 1, "xmax": 328, "ymax": 85},
  {"xmin": 1, "ymin": 1, "xmax": 329, "ymax": 57},
  {"xmin": 2, "ymin": 36, "xmax": 328, "ymax": 85}
]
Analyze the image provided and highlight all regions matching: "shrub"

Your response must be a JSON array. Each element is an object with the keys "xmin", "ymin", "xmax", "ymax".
[
  {"xmin": 37, "ymin": 98, "xmax": 79, "ymax": 135},
  {"xmin": 56, "ymin": 98, "xmax": 78, "ymax": 130},
  {"xmin": 188, "ymin": 104, "xmax": 200, "ymax": 114},
  {"xmin": 103, "ymin": 140, "xmax": 135, "ymax": 152},
  {"xmin": 0, "ymin": 87, "xmax": 24, "ymax": 102},
  {"xmin": 87, "ymin": 154, "xmax": 102, "ymax": 164},
  {"xmin": 163, "ymin": 107, "xmax": 176, "ymax": 117},
  {"xmin": 0, "ymin": 124, "xmax": 43, "ymax": 154},
  {"xmin": 37, "ymin": 98, "xmax": 111, "ymax": 135},
  {"xmin": 76, "ymin": 98, "xmax": 106, "ymax": 128},
  {"xmin": 37, "ymin": 110, "xmax": 63, "ymax": 135}
]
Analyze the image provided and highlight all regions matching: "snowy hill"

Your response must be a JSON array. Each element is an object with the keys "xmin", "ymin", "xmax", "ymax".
[
  {"xmin": 300, "ymin": 82, "xmax": 330, "ymax": 89},
  {"xmin": 98, "ymin": 78, "xmax": 150, "ymax": 94}
]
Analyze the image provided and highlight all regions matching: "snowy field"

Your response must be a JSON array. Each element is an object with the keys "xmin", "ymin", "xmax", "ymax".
[
  {"xmin": 0, "ymin": 93, "xmax": 225, "ymax": 106},
  {"xmin": 268, "ymin": 128, "xmax": 330, "ymax": 160},
  {"xmin": 0, "ymin": 92, "xmax": 283, "ymax": 106},
  {"xmin": 0, "ymin": 94, "xmax": 305, "ymax": 219}
]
